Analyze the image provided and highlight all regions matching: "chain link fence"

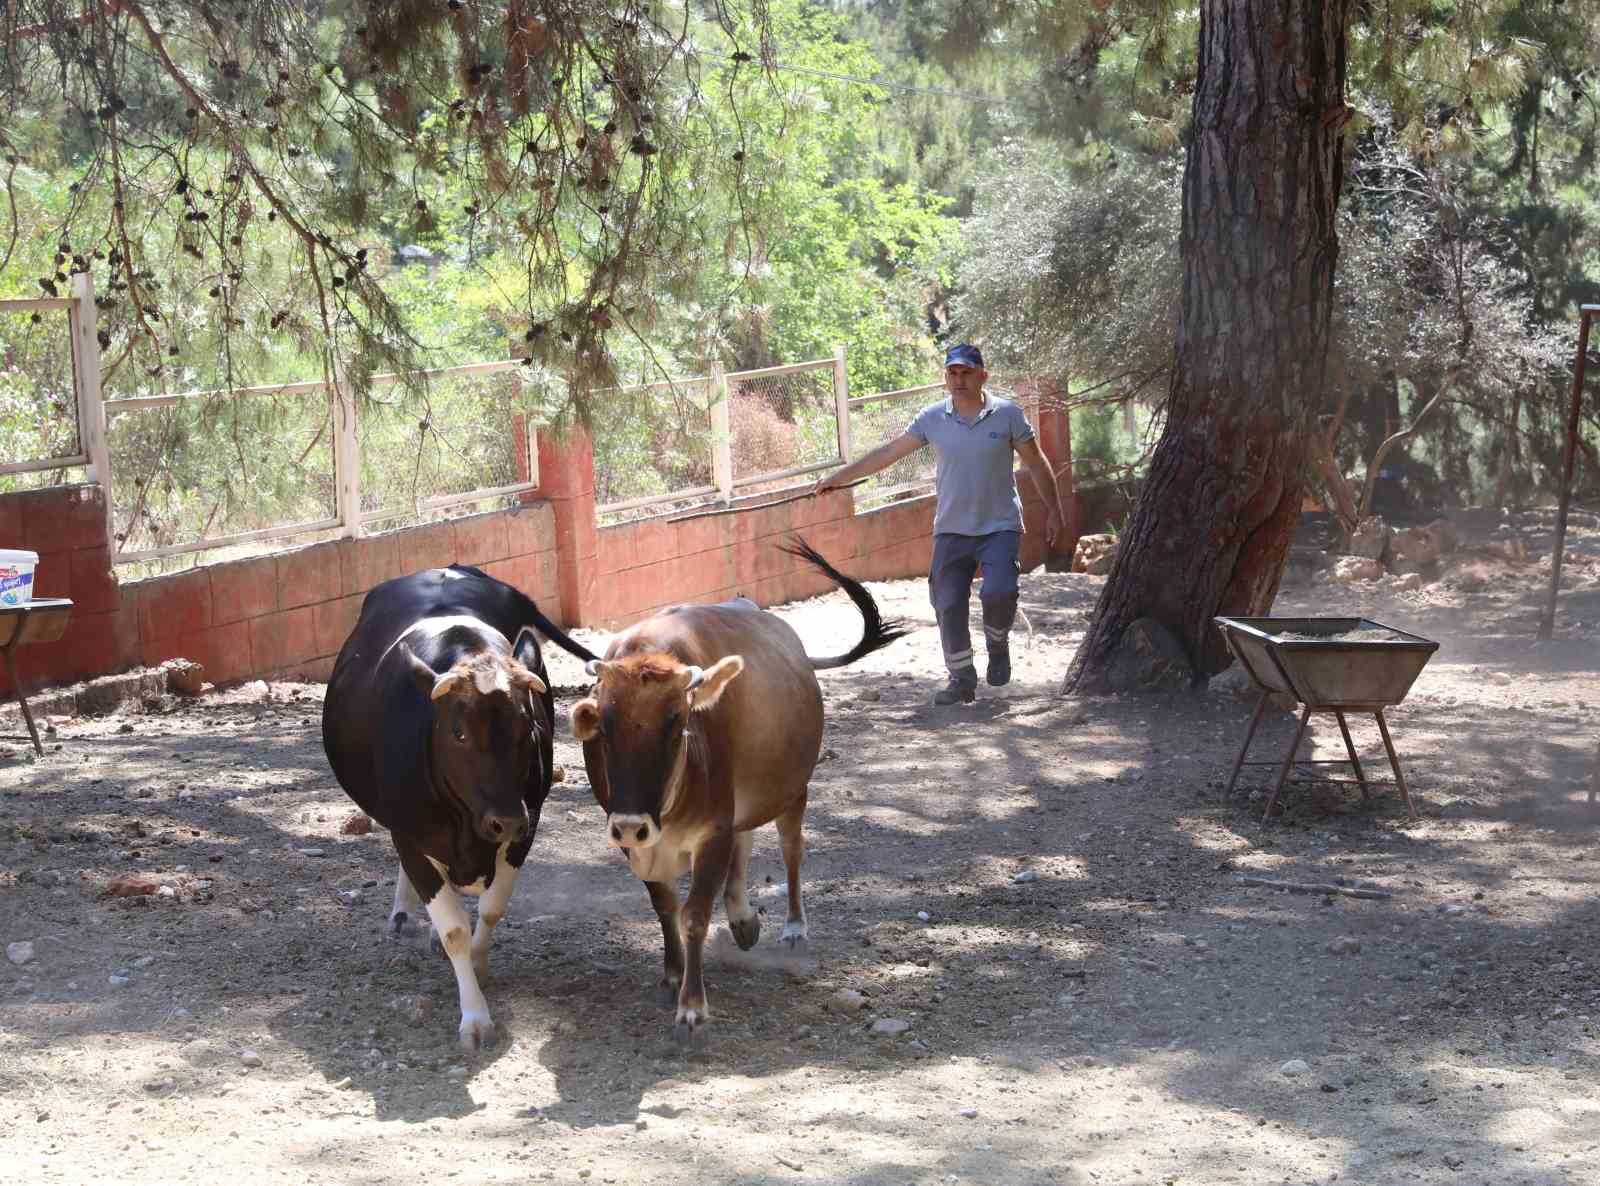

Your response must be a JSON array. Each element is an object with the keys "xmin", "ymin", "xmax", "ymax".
[
  {"xmin": 846, "ymin": 382, "xmax": 941, "ymax": 511},
  {"xmin": 727, "ymin": 359, "xmax": 842, "ymax": 492},
  {"xmin": 105, "ymin": 384, "xmax": 338, "ymax": 561},
  {"xmin": 592, "ymin": 376, "xmax": 717, "ymax": 523},
  {"xmin": 359, "ymin": 362, "xmax": 545, "ymax": 529},
  {"xmin": 0, "ymin": 301, "xmax": 87, "ymax": 491}
]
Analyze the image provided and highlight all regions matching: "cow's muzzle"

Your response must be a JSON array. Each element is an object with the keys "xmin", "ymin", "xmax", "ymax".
[
  {"xmin": 479, "ymin": 810, "xmax": 530, "ymax": 845},
  {"xmin": 607, "ymin": 813, "xmax": 660, "ymax": 851}
]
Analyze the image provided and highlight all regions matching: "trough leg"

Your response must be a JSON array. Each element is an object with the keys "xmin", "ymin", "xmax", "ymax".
[
  {"xmin": 1224, "ymin": 692, "xmax": 1271, "ymax": 799},
  {"xmin": 1334, "ymin": 711, "xmax": 1371, "ymax": 803},
  {"xmin": 676, "ymin": 827, "xmax": 734, "ymax": 1040},
  {"xmin": 469, "ymin": 845, "xmax": 519, "ymax": 981},
  {"xmin": 645, "ymin": 879, "xmax": 685, "ymax": 1005},
  {"xmin": 1262, "ymin": 705, "xmax": 1313, "ymax": 824},
  {"xmin": 722, "ymin": 830, "xmax": 760, "ymax": 950},
  {"xmin": 1374, "ymin": 709, "xmax": 1418, "ymax": 823},
  {"xmin": 774, "ymin": 797, "xmax": 809, "ymax": 947},
  {"xmin": 1, "ymin": 646, "xmax": 43, "ymax": 756},
  {"xmin": 422, "ymin": 885, "xmax": 496, "ymax": 1051}
]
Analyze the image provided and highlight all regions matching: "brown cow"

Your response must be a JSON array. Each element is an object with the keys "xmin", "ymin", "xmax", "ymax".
[{"xmin": 570, "ymin": 539, "xmax": 906, "ymax": 1039}]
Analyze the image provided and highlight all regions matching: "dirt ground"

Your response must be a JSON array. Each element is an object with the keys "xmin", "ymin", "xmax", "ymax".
[{"xmin": 3, "ymin": 509, "xmax": 1599, "ymax": 1186}]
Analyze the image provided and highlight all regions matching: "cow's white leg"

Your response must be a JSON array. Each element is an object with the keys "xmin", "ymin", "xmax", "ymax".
[
  {"xmin": 469, "ymin": 844, "xmax": 517, "ymax": 982},
  {"xmin": 423, "ymin": 886, "xmax": 495, "ymax": 1051},
  {"xmin": 389, "ymin": 862, "xmax": 422, "ymax": 939},
  {"xmin": 775, "ymin": 798, "xmax": 809, "ymax": 947},
  {"xmin": 723, "ymin": 830, "xmax": 760, "ymax": 950}
]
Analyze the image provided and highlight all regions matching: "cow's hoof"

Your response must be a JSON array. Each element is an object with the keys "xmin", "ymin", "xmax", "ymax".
[
  {"xmin": 780, "ymin": 920, "xmax": 809, "ymax": 948},
  {"xmin": 673, "ymin": 1008, "xmax": 704, "ymax": 1044},
  {"xmin": 729, "ymin": 913, "xmax": 761, "ymax": 951},
  {"xmin": 458, "ymin": 1013, "xmax": 496, "ymax": 1052},
  {"xmin": 386, "ymin": 912, "xmax": 410, "ymax": 940}
]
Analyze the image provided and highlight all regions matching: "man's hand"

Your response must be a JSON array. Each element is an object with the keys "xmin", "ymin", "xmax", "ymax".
[{"xmin": 1045, "ymin": 506, "xmax": 1063, "ymax": 549}]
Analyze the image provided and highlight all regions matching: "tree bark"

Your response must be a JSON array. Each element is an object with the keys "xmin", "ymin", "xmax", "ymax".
[{"xmin": 1065, "ymin": 0, "xmax": 1353, "ymax": 691}]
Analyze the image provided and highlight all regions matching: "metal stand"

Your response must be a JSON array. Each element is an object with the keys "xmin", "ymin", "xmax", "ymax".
[
  {"xmin": 0, "ymin": 598, "xmax": 74, "ymax": 756},
  {"xmin": 1225, "ymin": 692, "xmax": 1417, "ymax": 823},
  {"xmin": 1, "ymin": 641, "xmax": 43, "ymax": 754}
]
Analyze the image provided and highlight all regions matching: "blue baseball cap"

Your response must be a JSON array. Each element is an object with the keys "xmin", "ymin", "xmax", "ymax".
[{"xmin": 944, "ymin": 343, "xmax": 984, "ymax": 369}]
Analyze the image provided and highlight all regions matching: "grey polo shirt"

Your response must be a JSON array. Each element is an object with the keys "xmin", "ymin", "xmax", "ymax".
[{"xmin": 906, "ymin": 392, "xmax": 1034, "ymax": 536}]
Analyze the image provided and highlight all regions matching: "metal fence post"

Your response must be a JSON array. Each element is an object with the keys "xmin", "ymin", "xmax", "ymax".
[
  {"xmin": 832, "ymin": 343, "xmax": 852, "ymax": 462},
  {"xmin": 709, "ymin": 361, "xmax": 733, "ymax": 504},
  {"xmin": 332, "ymin": 365, "xmax": 363, "ymax": 538},
  {"xmin": 68, "ymin": 274, "xmax": 115, "ymax": 552}
]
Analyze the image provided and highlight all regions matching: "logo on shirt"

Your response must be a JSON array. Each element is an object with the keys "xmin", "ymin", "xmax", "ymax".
[{"xmin": 989, "ymin": 431, "xmax": 1004, "ymax": 439}]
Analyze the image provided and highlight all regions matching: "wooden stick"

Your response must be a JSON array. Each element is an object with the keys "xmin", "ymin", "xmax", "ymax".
[
  {"xmin": 663, "ymin": 476, "xmax": 869, "ymax": 524},
  {"xmin": 1237, "ymin": 876, "xmax": 1392, "ymax": 900}
]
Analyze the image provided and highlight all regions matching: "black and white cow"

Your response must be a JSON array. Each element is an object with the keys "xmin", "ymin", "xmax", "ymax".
[{"xmin": 322, "ymin": 564, "xmax": 597, "ymax": 1049}]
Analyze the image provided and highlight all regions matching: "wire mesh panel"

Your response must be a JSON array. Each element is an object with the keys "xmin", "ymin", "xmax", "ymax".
[
  {"xmin": 0, "ymin": 304, "xmax": 85, "ymax": 490},
  {"xmin": 105, "ymin": 387, "xmax": 337, "ymax": 560},
  {"xmin": 847, "ymin": 382, "xmax": 942, "ymax": 511},
  {"xmin": 592, "ymin": 377, "xmax": 716, "ymax": 520},
  {"xmin": 726, "ymin": 360, "xmax": 840, "ymax": 491},
  {"xmin": 359, "ymin": 364, "xmax": 541, "ymax": 528}
]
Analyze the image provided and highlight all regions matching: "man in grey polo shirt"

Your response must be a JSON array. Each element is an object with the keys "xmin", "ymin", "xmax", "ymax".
[{"xmin": 813, "ymin": 343, "xmax": 1066, "ymax": 704}]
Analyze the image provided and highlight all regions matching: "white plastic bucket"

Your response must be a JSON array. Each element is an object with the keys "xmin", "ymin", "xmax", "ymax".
[{"xmin": 0, "ymin": 549, "xmax": 39, "ymax": 606}]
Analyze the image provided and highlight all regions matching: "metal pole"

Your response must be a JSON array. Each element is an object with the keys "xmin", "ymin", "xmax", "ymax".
[
  {"xmin": 1540, "ymin": 305, "xmax": 1599, "ymax": 639},
  {"xmin": 1262, "ymin": 705, "xmax": 1313, "ymax": 823},
  {"xmin": 1224, "ymin": 691, "xmax": 1270, "ymax": 798}
]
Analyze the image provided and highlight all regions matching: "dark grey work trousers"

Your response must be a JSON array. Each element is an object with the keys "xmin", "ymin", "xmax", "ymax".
[{"xmin": 928, "ymin": 531, "xmax": 1019, "ymax": 682}]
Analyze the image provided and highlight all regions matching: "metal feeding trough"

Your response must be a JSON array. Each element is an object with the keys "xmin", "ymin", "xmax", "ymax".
[{"xmin": 1213, "ymin": 616, "xmax": 1440, "ymax": 822}]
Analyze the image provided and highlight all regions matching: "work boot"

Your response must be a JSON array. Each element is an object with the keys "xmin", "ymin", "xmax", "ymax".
[
  {"xmin": 986, "ymin": 644, "xmax": 1011, "ymax": 687},
  {"xmin": 933, "ymin": 673, "xmax": 977, "ymax": 706},
  {"xmin": 981, "ymin": 594, "xmax": 1017, "ymax": 687}
]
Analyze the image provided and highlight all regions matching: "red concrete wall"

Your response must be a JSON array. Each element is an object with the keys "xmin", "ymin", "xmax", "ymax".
[
  {"xmin": 0, "ymin": 486, "xmax": 559, "ymax": 696},
  {"xmin": 1, "ymin": 408, "xmax": 1080, "ymax": 693}
]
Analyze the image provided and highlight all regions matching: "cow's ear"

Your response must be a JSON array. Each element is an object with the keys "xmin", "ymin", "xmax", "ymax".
[
  {"xmin": 688, "ymin": 655, "xmax": 744, "ymax": 711},
  {"xmin": 570, "ymin": 697, "xmax": 601, "ymax": 742},
  {"xmin": 511, "ymin": 625, "xmax": 543, "ymax": 670},
  {"xmin": 398, "ymin": 643, "xmax": 438, "ymax": 698}
]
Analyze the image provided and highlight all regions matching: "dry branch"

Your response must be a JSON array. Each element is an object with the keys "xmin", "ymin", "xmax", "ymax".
[{"xmin": 1237, "ymin": 876, "xmax": 1393, "ymax": 901}]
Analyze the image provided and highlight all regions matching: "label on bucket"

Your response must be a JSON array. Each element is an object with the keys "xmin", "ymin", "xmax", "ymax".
[{"xmin": 0, "ymin": 565, "xmax": 34, "ymax": 606}]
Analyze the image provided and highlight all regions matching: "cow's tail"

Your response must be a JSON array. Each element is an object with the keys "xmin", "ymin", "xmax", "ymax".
[
  {"xmin": 777, "ymin": 536, "xmax": 910, "ymax": 670},
  {"xmin": 447, "ymin": 563, "xmax": 600, "ymax": 664},
  {"xmin": 528, "ymin": 606, "xmax": 601, "ymax": 664}
]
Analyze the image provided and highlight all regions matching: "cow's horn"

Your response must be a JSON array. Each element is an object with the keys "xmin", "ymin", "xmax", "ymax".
[
  {"xmin": 585, "ymin": 659, "xmax": 603, "ymax": 678},
  {"xmin": 682, "ymin": 665, "xmax": 705, "ymax": 691}
]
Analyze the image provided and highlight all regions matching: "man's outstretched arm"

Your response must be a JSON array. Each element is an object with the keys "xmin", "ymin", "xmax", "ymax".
[{"xmin": 812, "ymin": 433, "xmax": 927, "ymax": 495}]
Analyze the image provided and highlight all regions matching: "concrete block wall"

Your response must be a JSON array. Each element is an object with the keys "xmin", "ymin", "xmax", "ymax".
[
  {"xmin": 1, "ymin": 405, "xmax": 1079, "ymax": 694},
  {"xmin": 0, "ymin": 487, "xmax": 559, "ymax": 696},
  {"xmin": 589, "ymin": 488, "xmax": 936, "ymax": 629},
  {"xmin": 0, "ymin": 485, "xmax": 125, "ymax": 696}
]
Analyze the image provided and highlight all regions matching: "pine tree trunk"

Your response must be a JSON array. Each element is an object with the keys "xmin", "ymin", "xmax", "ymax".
[{"xmin": 1065, "ymin": 0, "xmax": 1353, "ymax": 691}]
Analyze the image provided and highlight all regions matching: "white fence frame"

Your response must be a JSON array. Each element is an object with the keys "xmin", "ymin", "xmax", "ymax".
[{"xmin": 0, "ymin": 278, "xmax": 113, "ymax": 517}]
